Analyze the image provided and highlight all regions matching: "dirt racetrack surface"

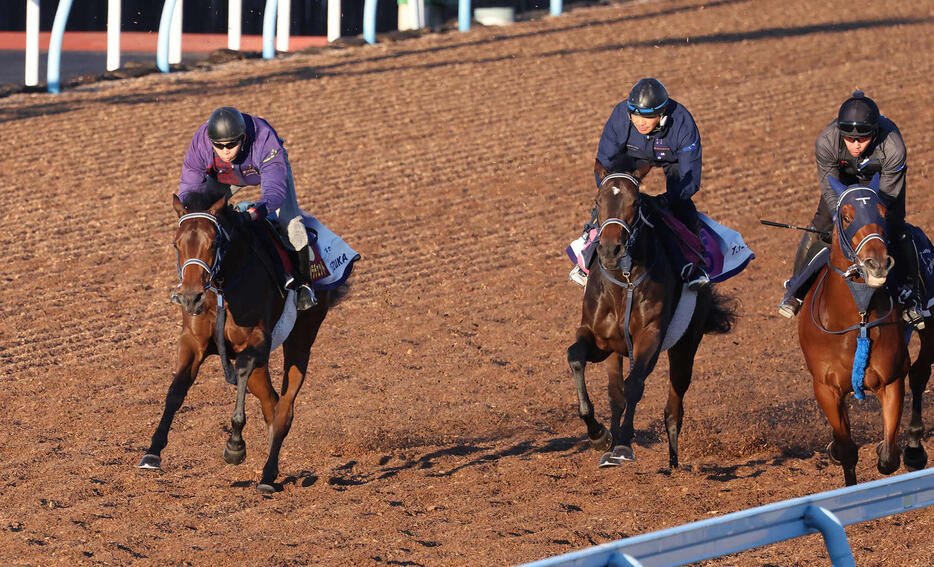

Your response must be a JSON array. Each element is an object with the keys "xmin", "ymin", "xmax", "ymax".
[{"xmin": 1, "ymin": 0, "xmax": 933, "ymax": 565}]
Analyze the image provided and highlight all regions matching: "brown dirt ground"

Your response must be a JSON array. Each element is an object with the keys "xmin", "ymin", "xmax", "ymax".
[{"xmin": 1, "ymin": 0, "xmax": 933, "ymax": 565}]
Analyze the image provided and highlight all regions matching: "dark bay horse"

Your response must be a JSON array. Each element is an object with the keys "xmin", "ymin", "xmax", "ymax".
[
  {"xmin": 567, "ymin": 169, "xmax": 736, "ymax": 468},
  {"xmin": 797, "ymin": 175, "xmax": 917, "ymax": 486},
  {"xmin": 139, "ymin": 192, "xmax": 334, "ymax": 493}
]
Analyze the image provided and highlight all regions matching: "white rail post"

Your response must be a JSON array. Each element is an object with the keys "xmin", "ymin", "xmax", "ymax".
[
  {"xmin": 276, "ymin": 0, "xmax": 290, "ymax": 52},
  {"xmin": 107, "ymin": 0, "xmax": 120, "ymax": 71},
  {"xmin": 228, "ymin": 0, "xmax": 242, "ymax": 50},
  {"xmin": 169, "ymin": 0, "xmax": 182, "ymax": 64},
  {"xmin": 327, "ymin": 0, "xmax": 340, "ymax": 42},
  {"xmin": 25, "ymin": 0, "xmax": 40, "ymax": 86}
]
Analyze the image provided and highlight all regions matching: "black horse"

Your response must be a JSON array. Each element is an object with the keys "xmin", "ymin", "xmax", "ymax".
[
  {"xmin": 567, "ymin": 169, "xmax": 736, "ymax": 468},
  {"xmin": 139, "ymin": 192, "xmax": 337, "ymax": 493}
]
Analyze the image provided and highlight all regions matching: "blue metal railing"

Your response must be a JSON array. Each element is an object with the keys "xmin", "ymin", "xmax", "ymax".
[
  {"xmin": 158, "ymin": 0, "xmax": 279, "ymax": 74},
  {"xmin": 47, "ymin": 0, "xmax": 76, "ymax": 93},
  {"xmin": 364, "ymin": 0, "xmax": 565, "ymax": 44},
  {"xmin": 521, "ymin": 468, "xmax": 934, "ymax": 567}
]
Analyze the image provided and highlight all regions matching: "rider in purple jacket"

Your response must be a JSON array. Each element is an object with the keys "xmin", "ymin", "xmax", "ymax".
[{"xmin": 177, "ymin": 107, "xmax": 316, "ymax": 310}]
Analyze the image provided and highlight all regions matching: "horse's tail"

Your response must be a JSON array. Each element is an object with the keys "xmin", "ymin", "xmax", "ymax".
[{"xmin": 704, "ymin": 289, "xmax": 738, "ymax": 335}]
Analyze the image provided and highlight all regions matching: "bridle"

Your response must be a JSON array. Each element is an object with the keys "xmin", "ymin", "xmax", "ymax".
[
  {"xmin": 832, "ymin": 186, "xmax": 887, "ymax": 282},
  {"xmin": 597, "ymin": 173, "xmax": 655, "ymax": 287},
  {"xmin": 174, "ymin": 212, "xmax": 230, "ymax": 295}
]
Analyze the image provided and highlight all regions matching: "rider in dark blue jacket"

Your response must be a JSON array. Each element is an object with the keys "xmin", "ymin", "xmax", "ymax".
[{"xmin": 571, "ymin": 78, "xmax": 709, "ymax": 290}]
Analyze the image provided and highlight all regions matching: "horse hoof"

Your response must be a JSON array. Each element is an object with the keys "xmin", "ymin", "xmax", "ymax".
[
  {"xmin": 904, "ymin": 446, "xmax": 928, "ymax": 471},
  {"xmin": 826, "ymin": 441, "xmax": 842, "ymax": 466},
  {"xmin": 590, "ymin": 427, "xmax": 613, "ymax": 452},
  {"xmin": 223, "ymin": 442, "xmax": 246, "ymax": 465},
  {"xmin": 599, "ymin": 445, "xmax": 635, "ymax": 467},
  {"xmin": 137, "ymin": 454, "xmax": 162, "ymax": 470},
  {"xmin": 256, "ymin": 483, "xmax": 276, "ymax": 494},
  {"xmin": 875, "ymin": 442, "xmax": 901, "ymax": 475}
]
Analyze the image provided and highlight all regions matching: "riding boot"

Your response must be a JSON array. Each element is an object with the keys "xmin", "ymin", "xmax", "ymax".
[
  {"xmin": 670, "ymin": 200, "xmax": 711, "ymax": 291},
  {"xmin": 291, "ymin": 245, "xmax": 318, "ymax": 310},
  {"xmin": 895, "ymin": 231, "xmax": 926, "ymax": 329},
  {"xmin": 777, "ymin": 231, "xmax": 823, "ymax": 318}
]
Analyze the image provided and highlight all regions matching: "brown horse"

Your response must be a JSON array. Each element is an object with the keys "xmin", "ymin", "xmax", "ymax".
[
  {"xmin": 139, "ymin": 191, "xmax": 335, "ymax": 493},
  {"xmin": 797, "ymin": 175, "xmax": 918, "ymax": 486},
  {"xmin": 567, "ymin": 169, "xmax": 736, "ymax": 468}
]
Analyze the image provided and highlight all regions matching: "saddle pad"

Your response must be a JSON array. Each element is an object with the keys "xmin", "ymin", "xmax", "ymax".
[
  {"xmin": 909, "ymin": 223, "xmax": 934, "ymax": 311},
  {"xmin": 661, "ymin": 285, "xmax": 697, "ymax": 352},
  {"xmin": 565, "ymin": 212, "xmax": 754, "ymax": 284},
  {"xmin": 697, "ymin": 213, "xmax": 755, "ymax": 283},
  {"xmin": 270, "ymin": 290, "xmax": 298, "ymax": 352},
  {"xmin": 300, "ymin": 212, "xmax": 360, "ymax": 291}
]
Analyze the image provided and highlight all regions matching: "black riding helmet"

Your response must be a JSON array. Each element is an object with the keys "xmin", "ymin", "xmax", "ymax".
[
  {"xmin": 837, "ymin": 90, "xmax": 879, "ymax": 138},
  {"xmin": 207, "ymin": 107, "xmax": 247, "ymax": 142},
  {"xmin": 627, "ymin": 78, "xmax": 669, "ymax": 117}
]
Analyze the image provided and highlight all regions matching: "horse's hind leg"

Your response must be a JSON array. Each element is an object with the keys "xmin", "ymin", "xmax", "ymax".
[
  {"xmin": 874, "ymin": 374, "xmax": 905, "ymax": 476},
  {"xmin": 664, "ymin": 335, "xmax": 701, "ymax": 469},
  {"xmin": 567, "ymin": 334, "xmax": 612, "ymax": 452},
  {"xmin": 139, "ymin": 337, "xmax": 207, "ymax": 470},
  {"xmin": 813, "ymin": 381, "xmax": 859, "ymax": 486},
  {"xmin": 257, "ymin": 309, "xmax": 327, "ymax": 492},
  {"xmin": 905, "ymin": 333, "xmax": 932, "ymax": 470}
]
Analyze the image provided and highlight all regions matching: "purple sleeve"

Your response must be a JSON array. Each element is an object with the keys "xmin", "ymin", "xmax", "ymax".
[
  {"xmin": 177, "ymin": 124, "xmax": 211, "ymax": 203},
  {"xmin": 251, "ymin": 120, "xmax": 289, "ymax": 214}
]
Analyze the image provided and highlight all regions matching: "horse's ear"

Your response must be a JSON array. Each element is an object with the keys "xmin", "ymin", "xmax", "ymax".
[
  {"xmin": 868, "ymin": 172, "xmax": 881, "ymax": 193},
  {"xmin": 173, "ymin": 194, "xmax": 186, "ymax": 217},
  {"xmin": 631, "ymin": 164, "xmax": 652, "ymax": 181},
  {"xmin": 827, "ymin": 175, "xmax": 848, "ymax": 198},
  {"xmin": 594, "ymin": 160, "xmax": 608, "ymax": 184},
  {"xmin": 207, "ymin": 193, "xmax": 229, "ymax": 217}
]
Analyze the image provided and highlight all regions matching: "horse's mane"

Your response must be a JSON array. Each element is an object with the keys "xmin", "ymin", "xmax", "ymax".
[{"xmin": 181, "ymin": 188, "xmax": 229, "ymax": 213}]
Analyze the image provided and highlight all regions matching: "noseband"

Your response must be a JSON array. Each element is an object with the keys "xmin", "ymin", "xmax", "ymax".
[{"xmin": 175, "ymin": 212, "xmax": 230, "ymax": 293}]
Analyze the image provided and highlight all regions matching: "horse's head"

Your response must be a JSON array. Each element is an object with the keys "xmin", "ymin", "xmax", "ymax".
[
  {"xmin": 595, "ymin": 171, "xmax": 648, "ymax": 273},
  {"xmin": 829, "ymin": 173, "xmax": 893, "ymax": 287},
  {"xmin": 171, "ymin": 193, "xmax": 230, "ymax": 315}
]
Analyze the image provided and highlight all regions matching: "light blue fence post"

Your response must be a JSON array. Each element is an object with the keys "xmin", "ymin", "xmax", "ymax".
[
  {"xmin": 363, "ymin": 0, "xmax": 377, "ymax": 44},
  {"xmin": 262, "ymin": 0, "xmax": 278, "ymax": 59},
  {"xmin": 47, "ymin": 0, "xmax": 76, "ymax": 93},
  {"xmin": 550, "ymin": 0, "xmax": 562, "ymax": 16},
  {"xmin": 157, "ymin": 0, "xmax": 179, "ymax": 73},
  {"xmin": 458, "ymin": 0, "xmax": 470, "ymax": 32}
]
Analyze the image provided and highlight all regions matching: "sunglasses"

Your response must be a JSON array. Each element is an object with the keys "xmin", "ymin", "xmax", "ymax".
[
  {"xmin": 838, "ymin": 122, "xmax": 874, "ymax": 136},
  {"xmin": 212, "ymin": 136, "xmax": 243, "ymax": 150},
  {"xmin": 627, "ymin": 101, "xmax": 666, "ymax": 118}
]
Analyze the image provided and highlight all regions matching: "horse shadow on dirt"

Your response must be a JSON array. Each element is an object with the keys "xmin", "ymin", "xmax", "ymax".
[{"xmin": 249, "ymin": 435, "xmax": 589, "ymax": 492}]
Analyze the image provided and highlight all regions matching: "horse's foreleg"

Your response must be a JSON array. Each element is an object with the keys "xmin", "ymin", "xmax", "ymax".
[
  {"xmin": 139, "ymin": 336, "xmax": 206, "ymax": 470},
  {"xmin": 813, "ymin": 380, "xmax": 858, "ymax": 486},
  {"xmin": 224, "ymin": 354, "xmax": 260, "ymax": 466},
  {"xmin": 874, "ymin": 375, "xmax": 905, "ymax": 476},
  {"xmin": 905, "ymin": 344, "xmax": 932, "ymax": 471},
  {"xmin": 615, "ymin": 339, "xmax": 662, "ymax": 455},
  {"xmin": 664, "ymin": 337, "xmax": 700, "ymax": 469},
  {"xmin": 568, "ymin": 335, "xmax": 612, "ymax": 451}
]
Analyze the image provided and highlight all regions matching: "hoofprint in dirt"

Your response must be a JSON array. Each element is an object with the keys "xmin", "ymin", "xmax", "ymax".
[{"xmin": 0, "ymin": 0, "xmax": 932, "ymax": 565}]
